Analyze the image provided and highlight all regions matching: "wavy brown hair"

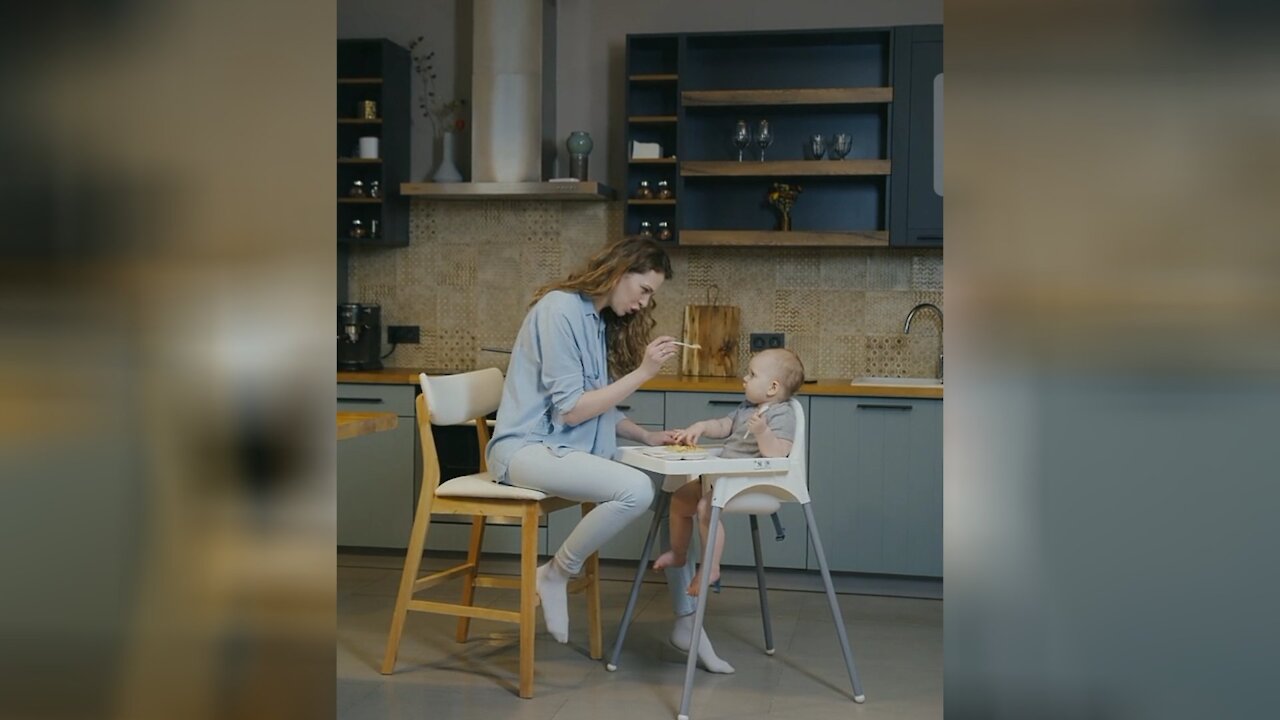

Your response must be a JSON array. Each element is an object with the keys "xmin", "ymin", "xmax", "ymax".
[{"xmin": 532, "ymin": 236, "xmax": 673, "ymax": 379}]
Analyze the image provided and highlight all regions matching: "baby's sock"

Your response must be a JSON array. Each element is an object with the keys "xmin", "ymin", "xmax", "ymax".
[
  {"xmin": 670, "ymin": 613, "xmax": 735, "ymax": 674},
  {"xmin": 536, "ymin": 560, "xmax": 570, "ymax": 643}
]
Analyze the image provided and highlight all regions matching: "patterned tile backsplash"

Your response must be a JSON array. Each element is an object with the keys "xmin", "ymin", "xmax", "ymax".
[{"xmin": 348, "ymin": 200, "xmax": 943, "ymax": 378}]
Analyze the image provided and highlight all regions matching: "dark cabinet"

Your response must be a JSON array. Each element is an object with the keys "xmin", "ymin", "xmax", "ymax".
[
  {"xmin": 337, "ymin": 39, "xmax": 410, "ymax": 248},
  {"xmin": 890, "ymin": 25, "xmax": 943, "ymax": 247}
]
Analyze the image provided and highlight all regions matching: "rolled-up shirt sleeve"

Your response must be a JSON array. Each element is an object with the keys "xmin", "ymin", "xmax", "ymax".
[{"xmin": 534, "ymin": 297, "xmax": 587, "ymax": 422}]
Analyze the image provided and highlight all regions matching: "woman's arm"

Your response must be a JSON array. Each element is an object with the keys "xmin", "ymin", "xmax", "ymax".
[
  {"xmin": 560, "ymin": 335, "xmax": 677, "ymax": 426},
  {"xmin": 617, "ymin": 417, "xmax": 678, "ymax": 446}
]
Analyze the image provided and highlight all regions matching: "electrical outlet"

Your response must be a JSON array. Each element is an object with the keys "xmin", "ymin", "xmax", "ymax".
[
  {"xmin": 749, "ymin": 332, "xmax": 785, "ymax": 352},
  {"xmin": 387, "ymin": 325, "xmax": 420, "ymax": 344}
]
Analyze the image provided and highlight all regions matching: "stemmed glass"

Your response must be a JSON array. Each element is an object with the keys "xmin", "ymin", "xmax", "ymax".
[
  {"xmin": 808, "ymin": 134, "xmax": 827, "ymax": 160},
  {"xmin": 829, "ymin": 133, "xmax": 852, "ymax": 160},
  {"xmin": 756, "ymin": 119, "xmax": 774, "ymax": 161},
  {"xmin": 731, "ymin": 120, "xmax": 752, "ymax": 162}
]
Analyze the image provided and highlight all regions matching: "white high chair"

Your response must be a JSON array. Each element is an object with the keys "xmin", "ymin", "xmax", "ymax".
[{"xmin": 607, "ymin": 398, "xmax": 865, "ymax": 720}]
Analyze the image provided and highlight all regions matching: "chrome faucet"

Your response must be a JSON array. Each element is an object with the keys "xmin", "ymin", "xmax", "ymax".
[{"xmin": 904, "ymin": 303, "xmax": 943, "ymax": 381}]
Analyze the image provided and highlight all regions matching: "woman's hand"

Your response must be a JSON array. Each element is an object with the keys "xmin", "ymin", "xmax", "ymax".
[
  {"xmin": 644, "ymin": 429, "xmax": 679, "ymax": 447},
  {"xmin": 672, "ymin": 422, "xmax": 705, "ymax": 446},
  {"xmin": 639, "ymin": 335, "xmax": 678, "ymax": 378}
]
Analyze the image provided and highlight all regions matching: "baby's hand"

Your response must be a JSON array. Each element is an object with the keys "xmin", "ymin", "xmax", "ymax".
[
  {"xmin": 746, "ymin": 408, "xmax": 768, "ymax": 436},
  {"xmin": 673, "ymin": 423, "xmax": 704, "ymax": 446}
]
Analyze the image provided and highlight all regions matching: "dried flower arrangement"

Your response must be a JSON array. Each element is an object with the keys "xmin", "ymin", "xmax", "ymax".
[{"xmin": 408, "ymin": 36, "xmax": 467, "ymax": 137}]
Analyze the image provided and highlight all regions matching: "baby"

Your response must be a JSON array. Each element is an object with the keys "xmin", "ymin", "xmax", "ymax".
[{"xmin": 654, "ymin": 348, "xmax": 805, "ymax": 595}]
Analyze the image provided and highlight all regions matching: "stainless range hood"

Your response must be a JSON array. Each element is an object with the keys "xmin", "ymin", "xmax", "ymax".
[{"xmin": 401, "ymin": 0, "xmax": 614, "ymax": 201}]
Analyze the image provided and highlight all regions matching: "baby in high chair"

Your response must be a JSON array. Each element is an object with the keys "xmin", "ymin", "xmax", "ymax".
[{"xmin": 654, "ymin": 348, "xmax": 805, "ymax": 595}]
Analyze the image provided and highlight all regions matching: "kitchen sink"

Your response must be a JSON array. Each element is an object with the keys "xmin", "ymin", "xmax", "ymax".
[{"xmin": 851, "ymin": 376, "xmax": 943, "ymax": 386}]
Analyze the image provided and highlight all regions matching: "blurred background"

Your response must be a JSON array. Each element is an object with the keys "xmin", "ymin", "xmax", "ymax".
[{"xmin": 1, "ymin": 0, "xmax": 1278, "ymax": 718}]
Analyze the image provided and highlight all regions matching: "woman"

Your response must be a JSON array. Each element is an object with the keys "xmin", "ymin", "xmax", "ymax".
[{"xmin": 486, "ymin": 236, "xmax": 734, "ymax": 673}]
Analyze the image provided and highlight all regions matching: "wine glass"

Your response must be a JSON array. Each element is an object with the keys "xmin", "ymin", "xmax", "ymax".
[
  {"xmin": 731, "ymin": 120, "xmax": 752, "ymax": 162},
  {"xmin": 829, "ymin": 133, "xmax": 852, "ymax": 160},
  {"xmin": 756, "ymin": 119, "xmax": 774, "ymax": 161},
  {"xmin": 808, "ymin": 134, "xmax": 826, "ymax": 160}
]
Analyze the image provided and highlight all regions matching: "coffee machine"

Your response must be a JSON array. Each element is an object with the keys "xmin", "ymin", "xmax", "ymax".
[{"xmin": 337, "ymin": 303, "xmax": 383, "ymax": 370}]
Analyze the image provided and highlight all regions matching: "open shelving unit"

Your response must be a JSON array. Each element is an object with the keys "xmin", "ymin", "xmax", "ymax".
[
  {"xmin": 337, "ymin": 38, "xmax": 409, "ymax": 248},
  {"xmin": 624, "ymin": 28, "xmax": 909, "ymax": 247}
]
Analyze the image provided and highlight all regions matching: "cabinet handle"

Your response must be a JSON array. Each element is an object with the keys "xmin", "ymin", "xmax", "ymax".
[
  {"xmin": 338, "ymin": 397, "xmax": 383, "ymax": 404},
  {"xmin": 615, "ymin": 404, "xmax": 631, "ymax": 411},
  {"xmin": 708, "ymin": 400, "xmax": 740, "ymax": 406},
  {"xmin": 856, "ymin": 403, "xmax": 912, "ymax": 410}
]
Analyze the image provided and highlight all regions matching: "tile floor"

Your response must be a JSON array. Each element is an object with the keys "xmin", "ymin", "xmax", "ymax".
[{"xmin": 338, "ymin": 552, "xmax": 942, "ymax": 719}]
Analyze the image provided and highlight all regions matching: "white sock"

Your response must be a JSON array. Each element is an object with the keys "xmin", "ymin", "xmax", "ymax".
[
  {"xmin": 670, "ymin": 613, "xmax": 735, "ymax": 674},
  {"xmin": 536, "ymin": 561, "xmax": 570, "ymax": 643}
]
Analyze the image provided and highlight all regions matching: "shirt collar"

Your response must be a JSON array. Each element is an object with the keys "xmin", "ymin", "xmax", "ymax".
[{"xmin": 578, "ymin": 292, "xmax": 602, "ymax": 321}]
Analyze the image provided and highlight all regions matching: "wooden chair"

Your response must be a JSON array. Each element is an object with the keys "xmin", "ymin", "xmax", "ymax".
[{"xmin": 380, "ymin": 369, "xmax": 602, "ymax": 698}]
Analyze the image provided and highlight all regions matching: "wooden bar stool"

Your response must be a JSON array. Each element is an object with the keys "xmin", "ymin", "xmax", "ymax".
[{"xmin": 380, "ymin": 369, "xmax": 602, "ymax": 698}]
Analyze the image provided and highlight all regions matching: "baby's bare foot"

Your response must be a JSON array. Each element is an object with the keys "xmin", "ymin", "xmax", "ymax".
[
  {"xmin": 686, "ymin": 565, "xmax": 721, "ymax": 597},
  {"xmin": 653, "ymin": 550, "xmax": 686, "ymax": 571}
]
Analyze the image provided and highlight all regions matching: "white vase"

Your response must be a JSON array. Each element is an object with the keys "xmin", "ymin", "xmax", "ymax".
[{"xmin": 432, "ymin": 131, "xmax": 464, "ymax": 182}]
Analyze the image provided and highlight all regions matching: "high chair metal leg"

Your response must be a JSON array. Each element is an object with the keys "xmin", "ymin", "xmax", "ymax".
[
  {"xmin": 748, "ymin": 515, "xmax": 775, "ymax": 654},
  {"xmin": 803, "ymin": 503, "xmax": 865, "ymax": 703},
  {"xmin": 677, "ymin": 504, "xmax": 722, "ymax": 720},
  {"xmin": 607, "ymin": 491, "xmax": 670, "ymax": 671}
]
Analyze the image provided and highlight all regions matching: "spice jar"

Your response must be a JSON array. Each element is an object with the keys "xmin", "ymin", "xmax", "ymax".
[
  {"xmin": 656, "ymin": 180, "xmax": 673, "ymax": 200},
  {"xmin": 349, "ymin": 219, "xmax": 367, "ymax": 239},
  {"xmin": 656, "ymin": 221, "xmax": 673, "ymax": 242},
  {"xmin": 368, "ymin": 180, "xmax": 381, "ymax": 198},
  {"xmin": 635, "ymin": 181, "xmax": 653, "ymax": 200},
  {"xmin": 348, "ymin": 180, "xmax": 366, "ymax": 198},
  {"xmin": 638, "ymin": 220, "xmax": 654, "ymax": 238}
]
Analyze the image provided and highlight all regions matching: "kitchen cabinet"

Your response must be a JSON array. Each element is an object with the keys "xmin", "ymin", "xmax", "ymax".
[
  {"xmin": 889, "ymin": 25, "xmax": 943, "ymax": 247},
  {"xmin": 623, "ymin": 35, "xmax": 681, "ymax": 243},
  {"xmin": 337, "ymin": 384, "xmax": 416, "ymax": 548},
  {"xmin": 808, "ymin": 395, "xmax": 942, "ymax": 576},
  {"xmin": 337, "ymin": 39, "xmax": 410, "ymax": 248}
]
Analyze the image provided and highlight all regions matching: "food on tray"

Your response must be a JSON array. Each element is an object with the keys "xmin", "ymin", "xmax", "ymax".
[{"xmin": 664, "ymin": 443, "xmax": 702, "ymax": 453}]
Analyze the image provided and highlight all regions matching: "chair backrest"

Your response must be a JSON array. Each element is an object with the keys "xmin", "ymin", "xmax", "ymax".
[
  {"xmin": 416, "ymin": 369, "xmax": 504, "ymax": 495},
  {"xmin": 711, "ymin": 397, "xmax": 811, "ymax": 510},
  {"xmin": 419, "ymin": 368, "xmax": 503, "ymax": 426}
]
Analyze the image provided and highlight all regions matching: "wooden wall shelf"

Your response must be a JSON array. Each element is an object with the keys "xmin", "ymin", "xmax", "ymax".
[
  {"xmin": 628, "ymin": 115, "xmax": 678, "ymax": 123},
  {"xmin": 681, "ymin": 160, "xmax": 890, "ymax": 177},
  {"xmin": 337, "ymin": 77, "xmax": 383, "ymax": 84},
  {"xmin": 627, "ymin": 199, "xmax": 677, "ymax": 205},
  {"xmin": 629, "ymin": 158, "xmax": 677, "ymax": 164},
  {"xmin": 338, "ymin": 198, "xmax": 383, "ymax": 204},
  {"xmin": 679, "ymin": 230, "xmax": 889, "ymax": 247},
  {"xmin": 629, "ymin": 73, "xmax": 678, "ymax": 82},
  {"xmin": 682, "ymin": 87, "xmax": 893, "ymax": 106},
  {"xmin": 400, "ymin": 181, "xmax": 616, "ymax": 201}
]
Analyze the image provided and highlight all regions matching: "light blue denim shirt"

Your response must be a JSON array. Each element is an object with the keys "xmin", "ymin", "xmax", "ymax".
[{"xmin": 487, "ymin": 290, "xmax": 623, "ymax": 484}]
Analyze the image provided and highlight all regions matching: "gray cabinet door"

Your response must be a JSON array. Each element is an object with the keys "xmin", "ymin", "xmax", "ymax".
[
  {"xmin": 664, "ymin": 392, "xmax": 811, "ymax": 570},
  {"xmin": 890, "ymin": 25, "xmax": 943, "ymax": 247},
  {"xmin": 337, "ymin": 420, "xmax": 414, "ymax": 549},
  {"xmin": 808, "ymin": 396, "xmax": 942, "ymax": 576}
]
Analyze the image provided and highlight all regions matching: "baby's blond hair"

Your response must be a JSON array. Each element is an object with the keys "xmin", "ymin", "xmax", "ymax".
[{"xmin": 758, "ymin": 348, "xmax": 806, "ymax": 396}]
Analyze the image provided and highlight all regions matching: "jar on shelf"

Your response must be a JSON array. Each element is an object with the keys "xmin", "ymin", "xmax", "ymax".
[
  {"xmin": 656, "ymin": 221, "xmax": 673, "ymax": 242},
  {"xmin": 348, "ymin": 180, "xmax": 366, "ymax": 198},
  {"xmin": 349, "ymin": 219, "xmax": 367, "ymax": 239},
  {"xmin": 635, "ymin": 181, "xmax": 653, "ymax": 200},
  {"xmin": 368, "ymin": 180, "xmax": 381, "ymax": 198},
  {"xmin": 656, "ymin": 180, "xmax": 674, "ymax": 200},
  {"xmin": 638, "ymin": 220, "xmax": 654, "ymax": 238}
]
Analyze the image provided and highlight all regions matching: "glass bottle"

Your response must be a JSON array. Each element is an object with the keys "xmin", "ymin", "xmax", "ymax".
[
  {"xmin": 635, "ymin": 181, "xmax": 653, "ymax": 199},
  {"xmin": 348, "ymin": 180, "xmax": 365, "ymax": 198},
  {"xmin": 638, "ymin": 220, "xmax": 654, "ymax": 238},
  {"xmin": 656, "ymin": 221, "xmax": 673, "ymax": 242},
  {"xmin": 349, "ymin": 219, "xmax": 366, "ymax": 239},
  {"xmin": 656, "ymin": 180, "xmax": 673, "ymax": 200},
  {"xmin": 368, "ymin": 180, "xmax": 381, "ymax": 198}
]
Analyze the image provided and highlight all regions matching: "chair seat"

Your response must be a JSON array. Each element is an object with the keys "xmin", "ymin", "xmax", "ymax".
[{"xmin": 436, "ymin": 473, "xmax": 548, "ymax": 501}]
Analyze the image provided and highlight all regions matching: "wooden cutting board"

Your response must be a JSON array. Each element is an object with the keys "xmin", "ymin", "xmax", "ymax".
[{"xmin": 680, "ymin": 304, "xmax": 740, "ymax": 377}]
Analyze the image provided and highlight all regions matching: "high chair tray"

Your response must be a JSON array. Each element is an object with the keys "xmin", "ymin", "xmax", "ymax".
[{"xmin": 615, "ymin": 446, "xmax": 791, "ymax": 475}]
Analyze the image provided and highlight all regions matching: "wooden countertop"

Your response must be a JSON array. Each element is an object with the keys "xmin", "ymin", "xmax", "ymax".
[
  {"xmin": 337, "ymin": 411, "xmax": 399, "ymax": 440},
  {"xmin": 339, "ymin": 367, "xmax": 943, "ymax": 399}
]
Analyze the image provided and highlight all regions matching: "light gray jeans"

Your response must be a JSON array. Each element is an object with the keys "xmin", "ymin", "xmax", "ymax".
[{"xmin": 506, "ymin": 444, "xmax": 697, "ymax": 616}]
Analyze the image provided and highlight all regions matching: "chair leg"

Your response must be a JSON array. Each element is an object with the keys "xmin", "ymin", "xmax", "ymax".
[
  {"xmin": 455, "ymin": 516, "xmax": 487, "ymax": 642},
  {"xmin": 678, "ymin": 504, "xmax": 721, "ymax": 720},
  {"xmin": 381, "ymin": 492, "xmax": 436, "ymax": 674},
  {"xmin": 607, "ymin": 490, "xmax": 669, "ymax": 671},
  {"xmin": 581, "ymin": 502, "xmax": 603, "ymax": 660},
  {"xmin": 748, "ymin": 515, "xmax": 775, "ymax": 654},
  {"xmin": 518, "ymin": 503, "xmax": 539, "ymax": 699},
  {"xmin": 802, "ymin": 503, "xmax": 865, "ymax": 703}
]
